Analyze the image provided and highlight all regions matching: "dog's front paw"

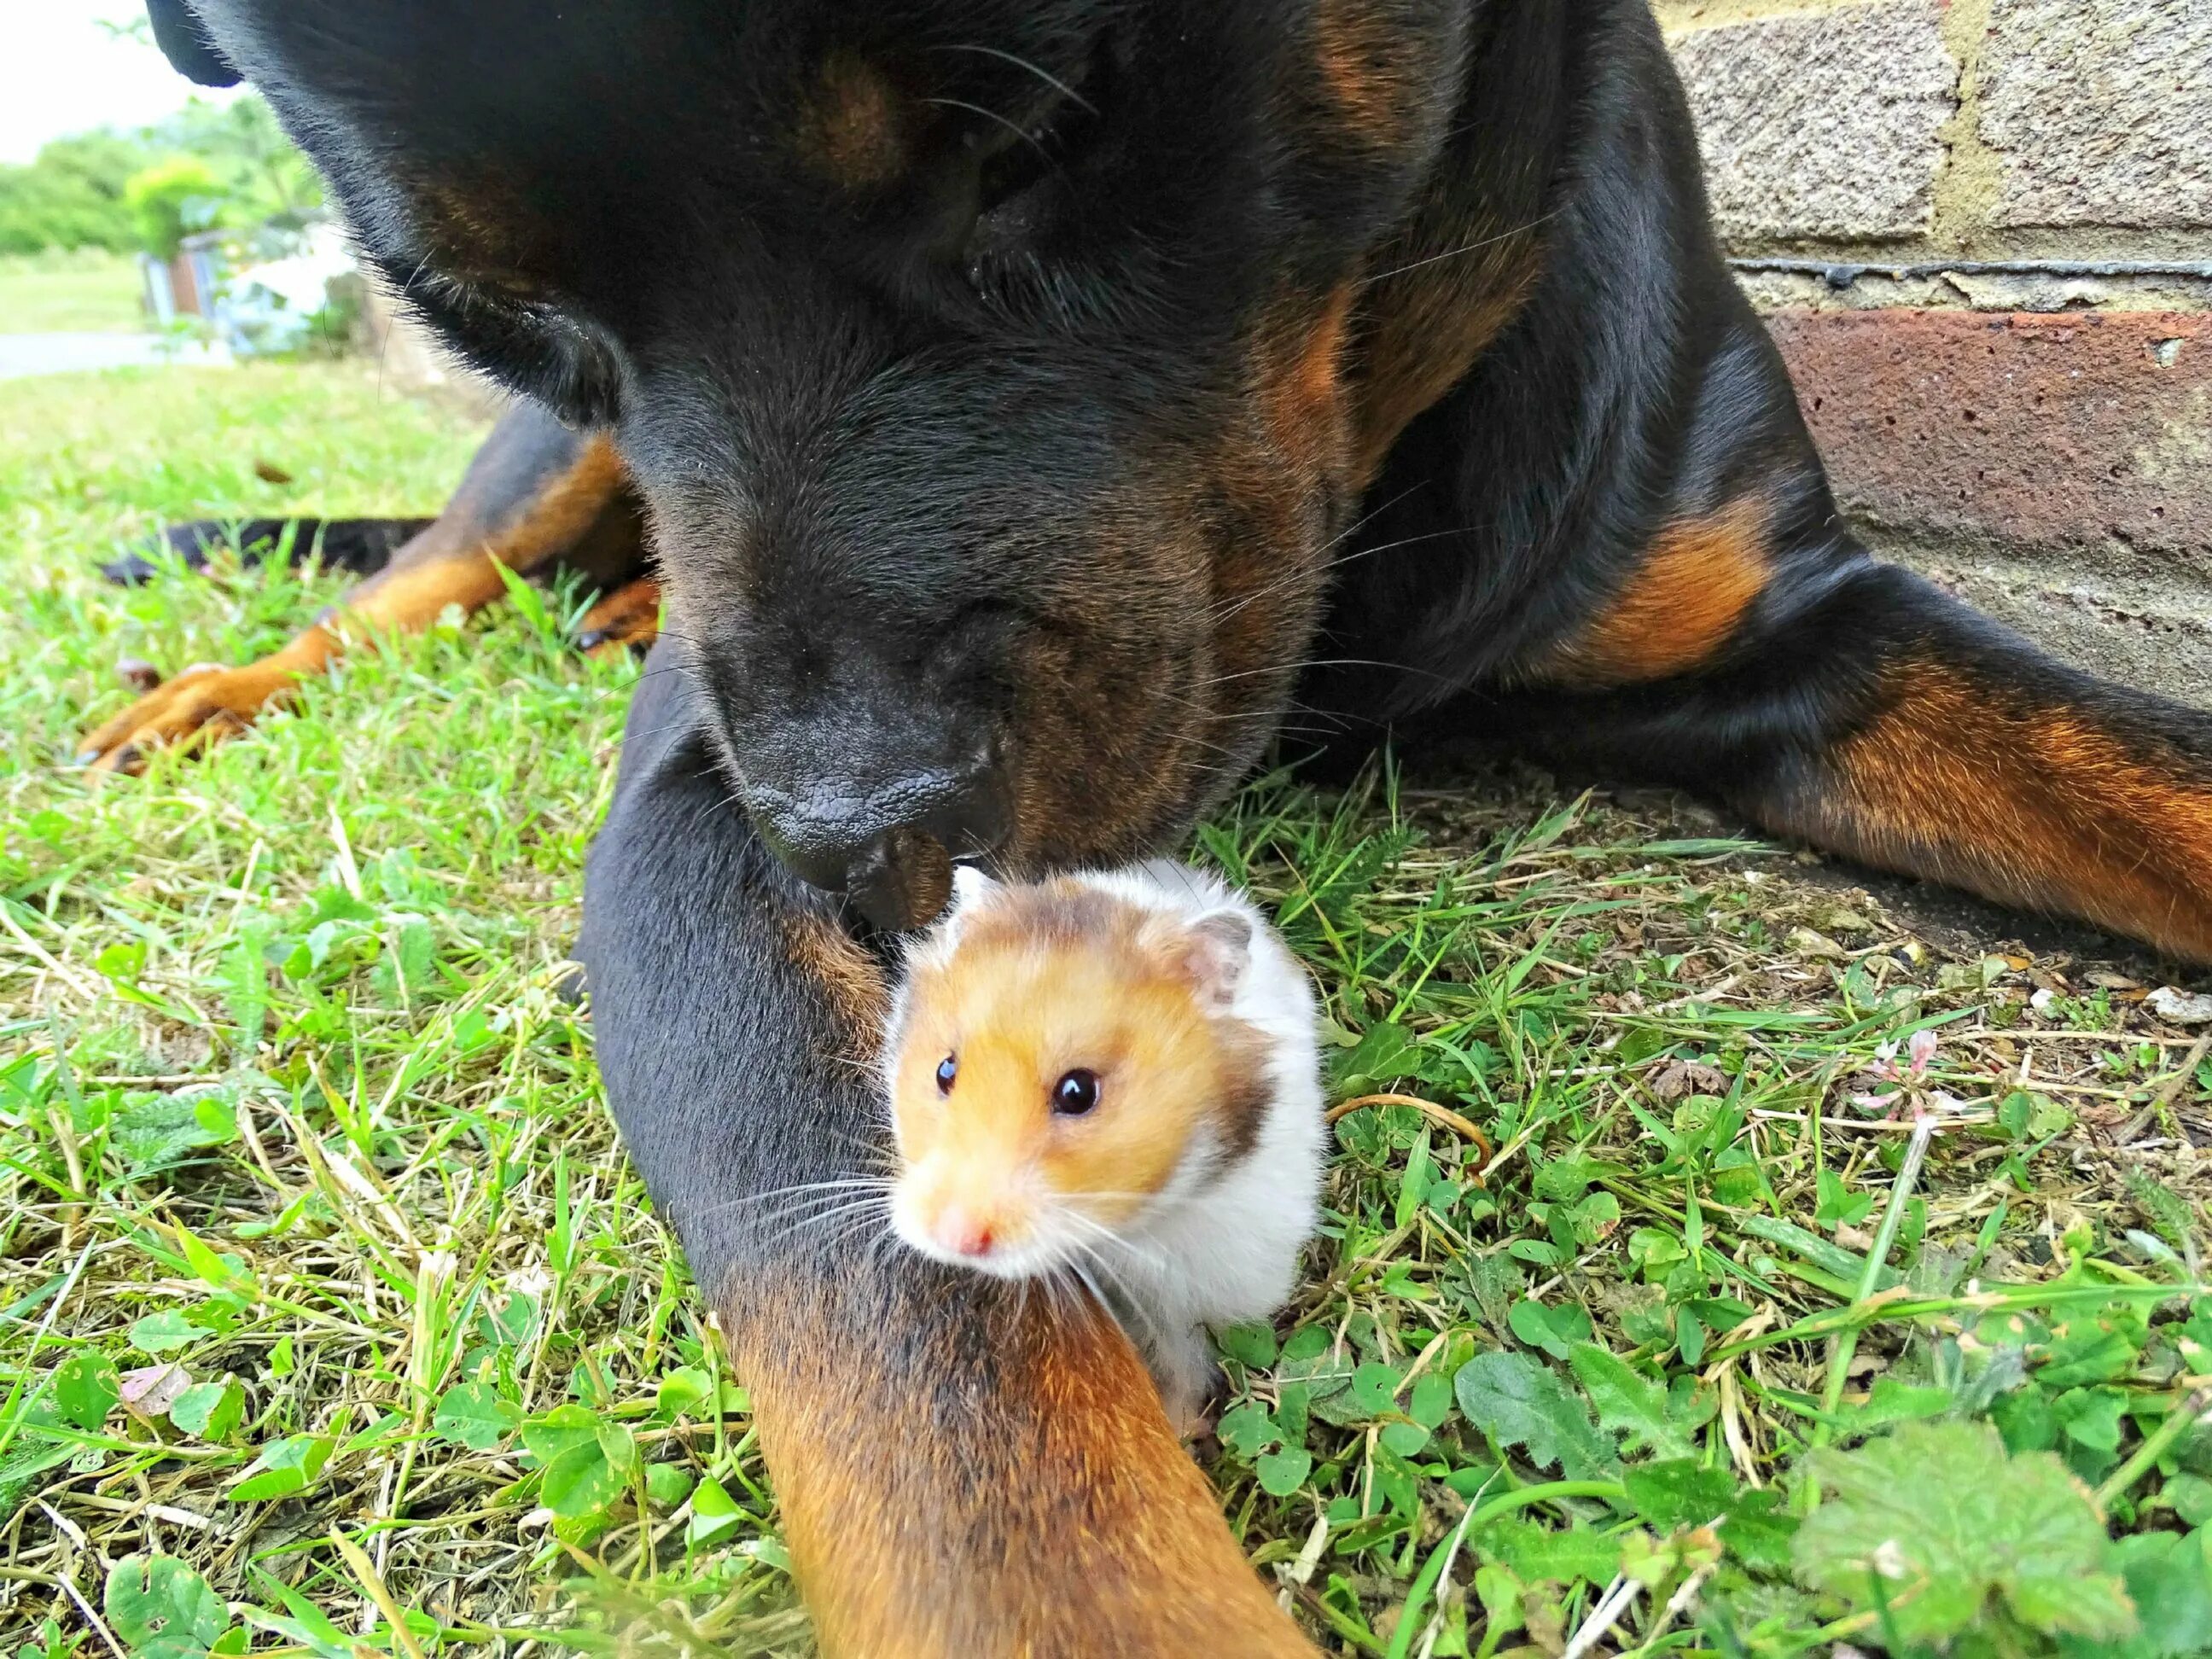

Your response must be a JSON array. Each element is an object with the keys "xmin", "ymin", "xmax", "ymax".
[
  {"xmin": 576, "ymin": 577, "xmax": 661, "ymax": 657},
  {"xmin": 75, "ymin": 659, "xmax": 298, "ymax": 774}
]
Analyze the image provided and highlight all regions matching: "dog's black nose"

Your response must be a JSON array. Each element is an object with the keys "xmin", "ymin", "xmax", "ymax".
[{"xmin": 747, "ymin": 750, "xmax": 1010, "ymax": 931}]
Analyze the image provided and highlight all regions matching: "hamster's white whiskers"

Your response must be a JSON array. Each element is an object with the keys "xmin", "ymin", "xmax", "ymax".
[
  {"xmin": 805, "ymin": 1214, "xmax": 891, "ymax": 1259},
  {"xmin": 737, "ymin": 1196, "xmax": 892, "ymax": 1243},
  {"xmin": 1054, "ymin": 1204, "xmax": 1168, "ymax": 1275},
  {"xmin": 859, "ymin": 1220, "xmax": 907, "ymax": 1280},
  {"xmin": 756, "ymin": 1199, "xmax": 887, "ymax": 1244},
  {"xmin": 1064, "ymin": 1249, "xmax": 1162, "ymax": 1351},
  {"xmin": 823, "ymin": 1126, "xmax": 902, "ymax": 1171},
  {"xmin": 1033, "ymin": 1263, "xmax": 1079, "ymax": 1328},
  {"xmin": 1064, "ymin": 1258, "xmax": 1138, "ymax": 1341},
  {"xmin": 817, "ymin": 1214, "xmax": 899, "ymax": 1265},
  {"xmin": 754, "ymin": 1194, "xmax": 893, "ymax": 1249},
  {"xmin": 695, "ymin": 1175, "xmax": 896, "ymax": 1220}
]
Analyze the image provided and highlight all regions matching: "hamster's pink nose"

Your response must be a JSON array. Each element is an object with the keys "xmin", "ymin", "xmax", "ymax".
[{"xmin": 936, "ymin": 1205, "xmax": 995, "ymax": 1258}]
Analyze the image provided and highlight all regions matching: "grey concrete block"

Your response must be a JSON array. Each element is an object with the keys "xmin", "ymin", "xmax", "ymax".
[
  {"xmin": 1893, "ymin": 550, "xmax": 2212, "ymax": 711},
  {"xmin": 1668, "ymin": 2, "xmax": 1957, "ymax": 243},
  {"xmin": 1981, "ymin": 0, "xmax": 2212, "ymax": 230}
]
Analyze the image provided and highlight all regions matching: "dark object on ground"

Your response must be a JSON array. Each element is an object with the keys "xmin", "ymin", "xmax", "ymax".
[
  {"xmin": 137, "ymin": 0, "xmax": 2212, "ymax": 1649},
  {"xmin": 99, "ymin": 518, "xmax": 436, "ymax": 585}
]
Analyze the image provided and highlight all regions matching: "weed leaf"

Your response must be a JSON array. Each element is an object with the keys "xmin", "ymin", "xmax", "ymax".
[
  {"xmin": 1509, "ymin": 1300, "xmax": 1590, "ymax": 1360},
  {"xmin": 1830, "ymin": 1376, "xmax": 1955, "ymax": 1437},
  {"xmin": 1816, "ymin": 1167, "xmax": 1873, "ymax": 1230},
  {"xmin": 1454, "ymin": 1350, "xmax": 1619, "ymax": 1481},
  {"xmin": 109, "ymin": 1091, "xmax": 237, "ymax": 1176},
  {"xmin": 239, "ymin": 1569, "xmax": 357, "ymax": 1659},
  {"xmin": 644, "ymin": 1461, "xmax": 694, "ymax": 1510},
  {"xmin": 432, "ymin": 1381, "xmax": 519, "ymax": 1452},
  {"xmin": 1569, "ymin": 1342, "xmax": 1694, "ymax": 1460},
  {"xmin": 689, "ymin": 1476, "xmax": 748, "ymax": 1545},
  {"xmin": 1718, "ymin": 1489, "xmax": 1799, "ymax": 1573},
  {"xmin": 52, "ymin": 1351, "xmax": 120, "ymax": 1431},
  {"xmin": 1480, "ymin": 1518, "xmax": 1617, "ymax": 1587},
  {"xmin": 1621, "ymin": 1458, "xmax": 1735, "ymax": 1530},
  {"xmin": 225, "ymin": 1435, "xmax": 332, "ymax": 1503},
  {"xmin": 1256, "ymin": 1447, "xmax": 1313, "ymax": 1497},
  {"xmin": 103, "ymin": 1555, "xmax": 230, "ymax": 1659},
  {"xmin": 1215, "ymin": 1322, "xmax": 1278, "ymax": 1371},
  {"xmin": 1215, "ymin": 1401, "xmax": 1278, "ymax": 1459},
  {"xmin": 130, "ymin": 1312, "xmax": 209, "ymax": 1355},
  {"xmin": 2081, "ymin": 1528, "xmax": 2212, "ymax": 1659},
  {"xmin": 1795, "ymin": 1420, "xmax": 2135, "ymax": 1645},
  {"xmin": 1309, "ymin": 1361, "xmax": 1400, "ymax": 1428},
  {"xmin": 1409, "ymin": 1371, "xmax": 1453, "ymax": 1430},
  {"xmin": 167, "ymin": 1378, "xmax": 245, "ymax": 1442},
  {"xmin": 523, "ymin": 1403, "xmax": 631, "ymax": 1517}
]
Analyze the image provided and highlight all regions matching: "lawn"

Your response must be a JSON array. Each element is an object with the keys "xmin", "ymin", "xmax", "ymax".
[
  {"xmin": 0, "ymin": 253, "xmax": 150, "ymax": 335},
  {"xmin": 3, "ymin": 361, "xmax": 2209, "ymax": 1659}
]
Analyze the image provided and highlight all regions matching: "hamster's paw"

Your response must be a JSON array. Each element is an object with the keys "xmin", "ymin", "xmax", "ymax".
[{"xmin": 1154, "ymin": 1330, "xmax": 1227, "ymax": 1438}]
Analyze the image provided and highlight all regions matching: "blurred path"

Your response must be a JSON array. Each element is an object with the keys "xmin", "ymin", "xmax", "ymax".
[{"xmin": 0, "ymin": 332, "xmax": 233, "ymax": 379}]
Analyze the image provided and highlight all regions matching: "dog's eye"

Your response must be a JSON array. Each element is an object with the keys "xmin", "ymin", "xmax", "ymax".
[
  {"xmin": 1051, "ymin": 1068, "xmax": 1100, "ymax": 1115},
  {"xmin": 972, "ymin": 97, "xmax": 1091, "ymax": 219},
  {"xmin": 958, "ymin": 57, "xmax": 1105, "ymax": 282}
]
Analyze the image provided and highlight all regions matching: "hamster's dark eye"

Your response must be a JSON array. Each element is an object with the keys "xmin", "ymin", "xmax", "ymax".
[
  {"xmin": 935, "ymin": 1054, "xmax": 958, "ymax": 1095},
  {"xmin": 1051, "ymin": 1068, "xmax": 1100, "ymax": 1116}
]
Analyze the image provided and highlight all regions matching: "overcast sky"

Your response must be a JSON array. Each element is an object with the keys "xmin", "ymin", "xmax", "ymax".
[{"xmin": 0, "ymin": 0, "xmax": 239, "ymax": 164}]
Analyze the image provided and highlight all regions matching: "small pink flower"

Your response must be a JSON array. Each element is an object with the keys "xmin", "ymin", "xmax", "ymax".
[{"xmin": 1906, "ymin": 1029, "xmax": 1938, "ymax": 1077}]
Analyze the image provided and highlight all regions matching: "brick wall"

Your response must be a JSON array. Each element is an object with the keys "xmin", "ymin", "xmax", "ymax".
[{"xmin": 1657, "ymin": 0, "xmax": 2212, "ymax": 706}]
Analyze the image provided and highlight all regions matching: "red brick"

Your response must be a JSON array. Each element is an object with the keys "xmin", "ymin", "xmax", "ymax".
[{"xmin": 1766, "ymin": 309, "xmax": 2212, "ymax": 559}]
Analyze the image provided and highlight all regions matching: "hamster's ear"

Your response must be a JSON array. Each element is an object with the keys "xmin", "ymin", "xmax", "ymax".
[
  {"xmin": 147, "ymin": 0, "xmax": 242, "ymax": 87},
  {"xmin": 950, "ymin": 864, "xmax": 1000, "ymax": 912},
  {"xmin": 1178, "ymin": 910, "xmax": 1253, "ymax": 1013},
  {"xmin": 910, "ymin": 864, "xmax": 993, "ymax": 966}
]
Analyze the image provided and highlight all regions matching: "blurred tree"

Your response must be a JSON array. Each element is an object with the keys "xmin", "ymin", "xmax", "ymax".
[
  {"xmin": 0, "ymin": 131, "xmax": 153, "ymax": 253},
  {"xmin": 0, "ymin": 94, "xmax": 320, "ymax": 257},
  {"xmin": 151, "ymin": 96, "xmax": 322, "ymax": 224},
  {"xmin": 124, "ymin": 155, "xmax": 222, "ymax": 261}
]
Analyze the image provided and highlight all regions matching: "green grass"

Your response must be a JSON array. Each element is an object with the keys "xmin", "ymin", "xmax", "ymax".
[
  {"xmin": 0, "ymin": 253, "xmax": 150, "ymax": 335},
  {"xmin": 3, "ymin": 362, "xmax": 2210, "ymax": 1658}
]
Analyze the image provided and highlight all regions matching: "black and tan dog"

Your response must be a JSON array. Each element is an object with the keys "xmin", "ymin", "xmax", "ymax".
[{"xmin": 123, "ymin": 1, "xmax": 2212, "ymax": 1650}]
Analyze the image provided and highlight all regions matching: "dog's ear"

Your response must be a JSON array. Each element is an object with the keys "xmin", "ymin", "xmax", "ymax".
[{"xmin": 146, "ymin": 0, "xmax": 240, "ymax": 88}]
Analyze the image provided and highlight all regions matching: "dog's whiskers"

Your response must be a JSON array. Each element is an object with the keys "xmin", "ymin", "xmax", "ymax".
[
  {"xmin": 1203, "ymin": 521, "xmax": 1493, "ymax": 630},
  {"xmin": 926, "ymin": 96, "xmax": 1057, "ymax": 166},
  {"xmin": 934, "ymin": 43, "xmax": 1096, "ymax": 114},
  {"xmin": 1196, "ymin": 655, "xmax": 1452, "ymax": 690},
  {"xmin": 1356, "ymin": 208, "xmax": 1562, "ymax": 288}
]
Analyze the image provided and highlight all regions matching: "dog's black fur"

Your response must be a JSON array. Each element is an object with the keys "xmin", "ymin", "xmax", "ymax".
[{"xmin": 138, "ymin": 0, "xmax": 2212, "ymax": 1647}]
